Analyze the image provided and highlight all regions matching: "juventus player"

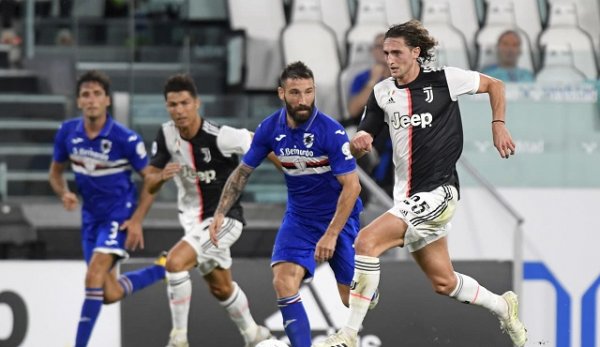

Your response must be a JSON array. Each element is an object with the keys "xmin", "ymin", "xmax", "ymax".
[
  {"xmin": 210, "ymin": 62, "xmax": 364, "ymax": 347},
  {"xmin": 316, "ymin": 20, "xmax": 527, "ymax": 347},
  {"xmin": 140, "ymin": 74, "xmax": 271, "ymax": 347}
]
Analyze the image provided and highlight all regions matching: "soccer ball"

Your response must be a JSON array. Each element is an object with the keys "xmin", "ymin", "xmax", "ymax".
[{"xmin": 255, "ymin": 339, "xmax": 290, "ymax": 347}]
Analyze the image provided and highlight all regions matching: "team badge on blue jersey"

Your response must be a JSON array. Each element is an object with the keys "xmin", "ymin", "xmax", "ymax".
[
  {"xmin": 101, "ymin": 139, "xmax": 112, "ymax": 154},
  {"xmin": 303, "ymin": 133, "xmax": 315, "ymax": 148}
]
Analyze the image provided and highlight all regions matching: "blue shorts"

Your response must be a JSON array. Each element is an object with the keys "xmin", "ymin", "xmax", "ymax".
[
  {"xmin": 81, "ymin": 208, "xmax": 132, "ymax": 264},
  {"xmin": 271, "ymin": 211, "xmax": 360, "ymax": 286}
]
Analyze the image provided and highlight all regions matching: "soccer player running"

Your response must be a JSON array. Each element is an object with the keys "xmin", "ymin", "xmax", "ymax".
[
  {"xmin": 315, "ymin": 20, "xmax": 527, "ymax": 347},
  {"xmin": 209, "ymin": 61, "xmax": 364, "ymax": 347},
  {"xmin": 137, "ymin": 74, "xmax": 271, "ymax": 347},
  {"xmin": 49, "ymin": 70, "xmax": 166, "ymax": 347}
]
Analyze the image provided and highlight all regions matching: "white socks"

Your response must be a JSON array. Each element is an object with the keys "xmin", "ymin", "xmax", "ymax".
[
  {"xmin": 219, "ymin": 282, "xmax": 258, "ymax": 335},
  {"xmin": 167, "ymin": 271, "xmax": 192, "ymax": 334},
  {"xmin": 346, "ymin": 255, "xmax": 381, "ymax": 333},
  {"xmin": 449, "ymin": 272, "xmax": 508, "ymax": 318}
]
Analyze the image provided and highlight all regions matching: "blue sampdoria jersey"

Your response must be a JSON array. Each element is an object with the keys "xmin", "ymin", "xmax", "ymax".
[
  {"xmin": 53, "ymin": 115, "xmax": 148, "ymax": 221},
  {"xmin": 243, "ymin": 107, "xmax": 362, "ymax": 218}
]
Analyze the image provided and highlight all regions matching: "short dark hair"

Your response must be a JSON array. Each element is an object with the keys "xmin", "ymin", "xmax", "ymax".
[
  {"xmin": 279, "ymin": 61, "xmax": 314, "ymax": 87},
  {"xmin": 385, "ymin": 20, "xmax": 438, "ymax": 65},
  {"xmin": 497, "ymin": 30, "xmax": 521, "ymax": 45},
  {"xmin": 77, "ymin": 70, "xmax": 111, "ymax": 96},
  {"xmin": 163, "ymin": 74, "xmax": 198, "ymax": 100}
]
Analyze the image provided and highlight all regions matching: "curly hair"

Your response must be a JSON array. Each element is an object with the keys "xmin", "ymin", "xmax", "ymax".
[{"xmin": 385, "ymin": 20, "xmax": 438, "ymax": 64}]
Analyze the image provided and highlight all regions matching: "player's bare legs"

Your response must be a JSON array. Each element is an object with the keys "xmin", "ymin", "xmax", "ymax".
[
  {"xmin": 411, "ymin": 237, "xmax": 456, "ymax": 295},
  {"xmin": 336, "ymin": 283, "xmax": 350, "ymax": 307},
  {"xmin": 353, "ymin": 212, "xmax": 407, "ymax": 256},
  {"xmin": 166, "ymin": 240, "xmax": 198, "ymax": 272},
  {"xmin": 85, "ymin": 253, "xmax": 118, "ymax": 295},
  {"xmin": 272, "ymin": 262, "xmax": 304, "ymax": 298},
  {"xmin": 203, "ymin": 267, "xmax": 234, "ymax": 300},
  {"xmin": 103, "ymin": 267, "xmax": 125, "ymax": 303}
]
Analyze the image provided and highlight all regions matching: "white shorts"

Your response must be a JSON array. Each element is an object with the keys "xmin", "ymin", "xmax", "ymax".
[
  {"xmin": 388, "ymin": 185, "xmax": 458, "ymax": 252},
  {"xmin": 179, "ymin": 216, "xmax": 243, "ymax": 276}
]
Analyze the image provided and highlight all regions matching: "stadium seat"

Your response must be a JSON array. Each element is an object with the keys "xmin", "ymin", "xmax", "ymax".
[
  {"xmin": 347, "ymin": 41, "xmax": 374, "ymax": 66},
  {"xmin": 383, "ymin": 0, "xmax": 414, "ymax": 26},
  {"xmin": 421, "ymin": 0, "xmax": 479, "ymax": 66},
  {"xmin": 476, "ymin": 0, "xmax": 535, "ymax": 71},
  {"xmin": 539, "ymin": 1, "xmax": 598, "ymax": 80},
  {"xmin": 347, "ymin": 0, "xmax": 389, "ymax": 56},
  {"xmin": 291, "ymin": 0, "xmax": 351, "ymax": 66},
  {"xmin": 536, "ymin": 44, "xmax": 587, "ymax": 83},
  {"xmin": 282, "ymin": 22, "xmax": 342, "ymax": 119},
  {"xmin": 421, "ymin": 0, "xmax": 471, "ymax": 69},
  {"xmin": 548, "ymin": 0, "xmax": 600, "ymax": 66},
  {"xmin": 355, "ymin": 0, "xmax": 387, "ymax": 25},
  {"xmin": 227, "ymin": 0, "xmax": 286, "ymax": 90}
]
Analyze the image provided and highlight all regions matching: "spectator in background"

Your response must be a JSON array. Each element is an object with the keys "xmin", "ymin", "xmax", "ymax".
[
  {"xmin": 347, "ymin": 33, "xmax": 394, "ymax": 198},
  {"xmin": 483, "ymin": 30, "xmax": 534, "ymax": 82},
  {"xmin": 55, "ymin": 28, "xmax": 74, "ymax": 46},
  {"xmin": 0, "ymin": 28, "xmax": 22, "ymax": 68},
  {"xmin": 347, "ymin": 33, "xmax": 390, "ymax": 120}
]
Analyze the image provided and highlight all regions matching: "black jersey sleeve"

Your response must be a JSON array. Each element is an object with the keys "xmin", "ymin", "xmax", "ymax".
[
  {"xmin": 150, "ymin": 127, "xmax": 171, "ymax": 169},
  {"xmin": 357, "ymin": 91, "xmax": 386, "ymax": 138}
]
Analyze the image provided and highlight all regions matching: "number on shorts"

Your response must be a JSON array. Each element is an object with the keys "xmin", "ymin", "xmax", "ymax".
[
  {"xmin": 105, "ymin": 221, "xmax": 119, "ymax": 246},
  {"xmin": 404, "ymin": 195, "xmax": 430, "ymax": 214}
]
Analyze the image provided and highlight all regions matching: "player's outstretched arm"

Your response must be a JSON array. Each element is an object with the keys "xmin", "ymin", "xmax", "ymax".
[
  {"xmin": 477, "ymin": 73, "xmax": 516, "ymax": 159},
  {"xmin": 49, "ymin": 160, "xmax": 78, "ymax": 211},
  {"xmin": 315, "ymin": 171, "xmax": 361, "ymax": 262},
  {"xmin": 210, "ymin": 163, "xmax": 254, "ymax": 246}
]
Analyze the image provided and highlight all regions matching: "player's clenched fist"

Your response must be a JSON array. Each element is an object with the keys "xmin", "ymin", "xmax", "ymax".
[
  {"xmin": 161, "ymin": 162, "xmax": 181, "ymax": 181},
  {"xmin": 61, "ymin": 191, "xmax": 79, "ymax": 211},
  {"xmin": 350, "ymin": 130, "xmax": 374, "ymax": 157}
]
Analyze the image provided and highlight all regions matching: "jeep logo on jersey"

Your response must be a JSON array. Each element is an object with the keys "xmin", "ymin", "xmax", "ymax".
[
  {"xmin": 303, "ymin": 133, "xmax": 315, "ymax": 148},
  {"xmin": 390, "ymin": 112, "xmax": 433, "ymax": 129},
  {"xmin": 181, "ymin": 166, "xmax": 217, "ymax": 184},
  {"xmin": 196, "ymin": 170, "xmax": 216, "ymax": 183}
]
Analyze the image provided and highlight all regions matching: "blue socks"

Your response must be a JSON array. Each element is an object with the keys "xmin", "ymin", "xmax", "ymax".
[
  {"xmin": 75, "ymin": 264, "xmax": 165, "ymax": 346},
  {"xmin": 118, "ymin": 264, "xmax": 166, "ymax": 296},
  {"xmin": 278, "ymin": 293, "xmax": 311, "ymax": 347},
  {"xmin": 75, "ymin": 288, "xmax": 103, "ymax": 347}
]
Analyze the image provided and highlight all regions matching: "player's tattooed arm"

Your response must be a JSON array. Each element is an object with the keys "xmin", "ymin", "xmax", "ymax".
[
  {"xmin": 211, "ymin": 163, "xmax": 254, "ymax": 246},
  {"xmin": 215, "ymin": 163, "xmax": 254, "ymax": 216}
]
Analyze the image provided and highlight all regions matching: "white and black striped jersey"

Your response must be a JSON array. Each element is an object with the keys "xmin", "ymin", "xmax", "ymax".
[
  {"xmin": 150, "ymin": 119, "xmax": 252, "ymax": 224},
  {"xmin": 358, "ymin": 66, "xmax": 480, "ymax": 202}
]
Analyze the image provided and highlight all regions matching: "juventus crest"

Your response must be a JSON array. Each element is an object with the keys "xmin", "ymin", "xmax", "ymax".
[{"xmin": 423, "ymin": 86, "xmax": 434, "ymax": 103}]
